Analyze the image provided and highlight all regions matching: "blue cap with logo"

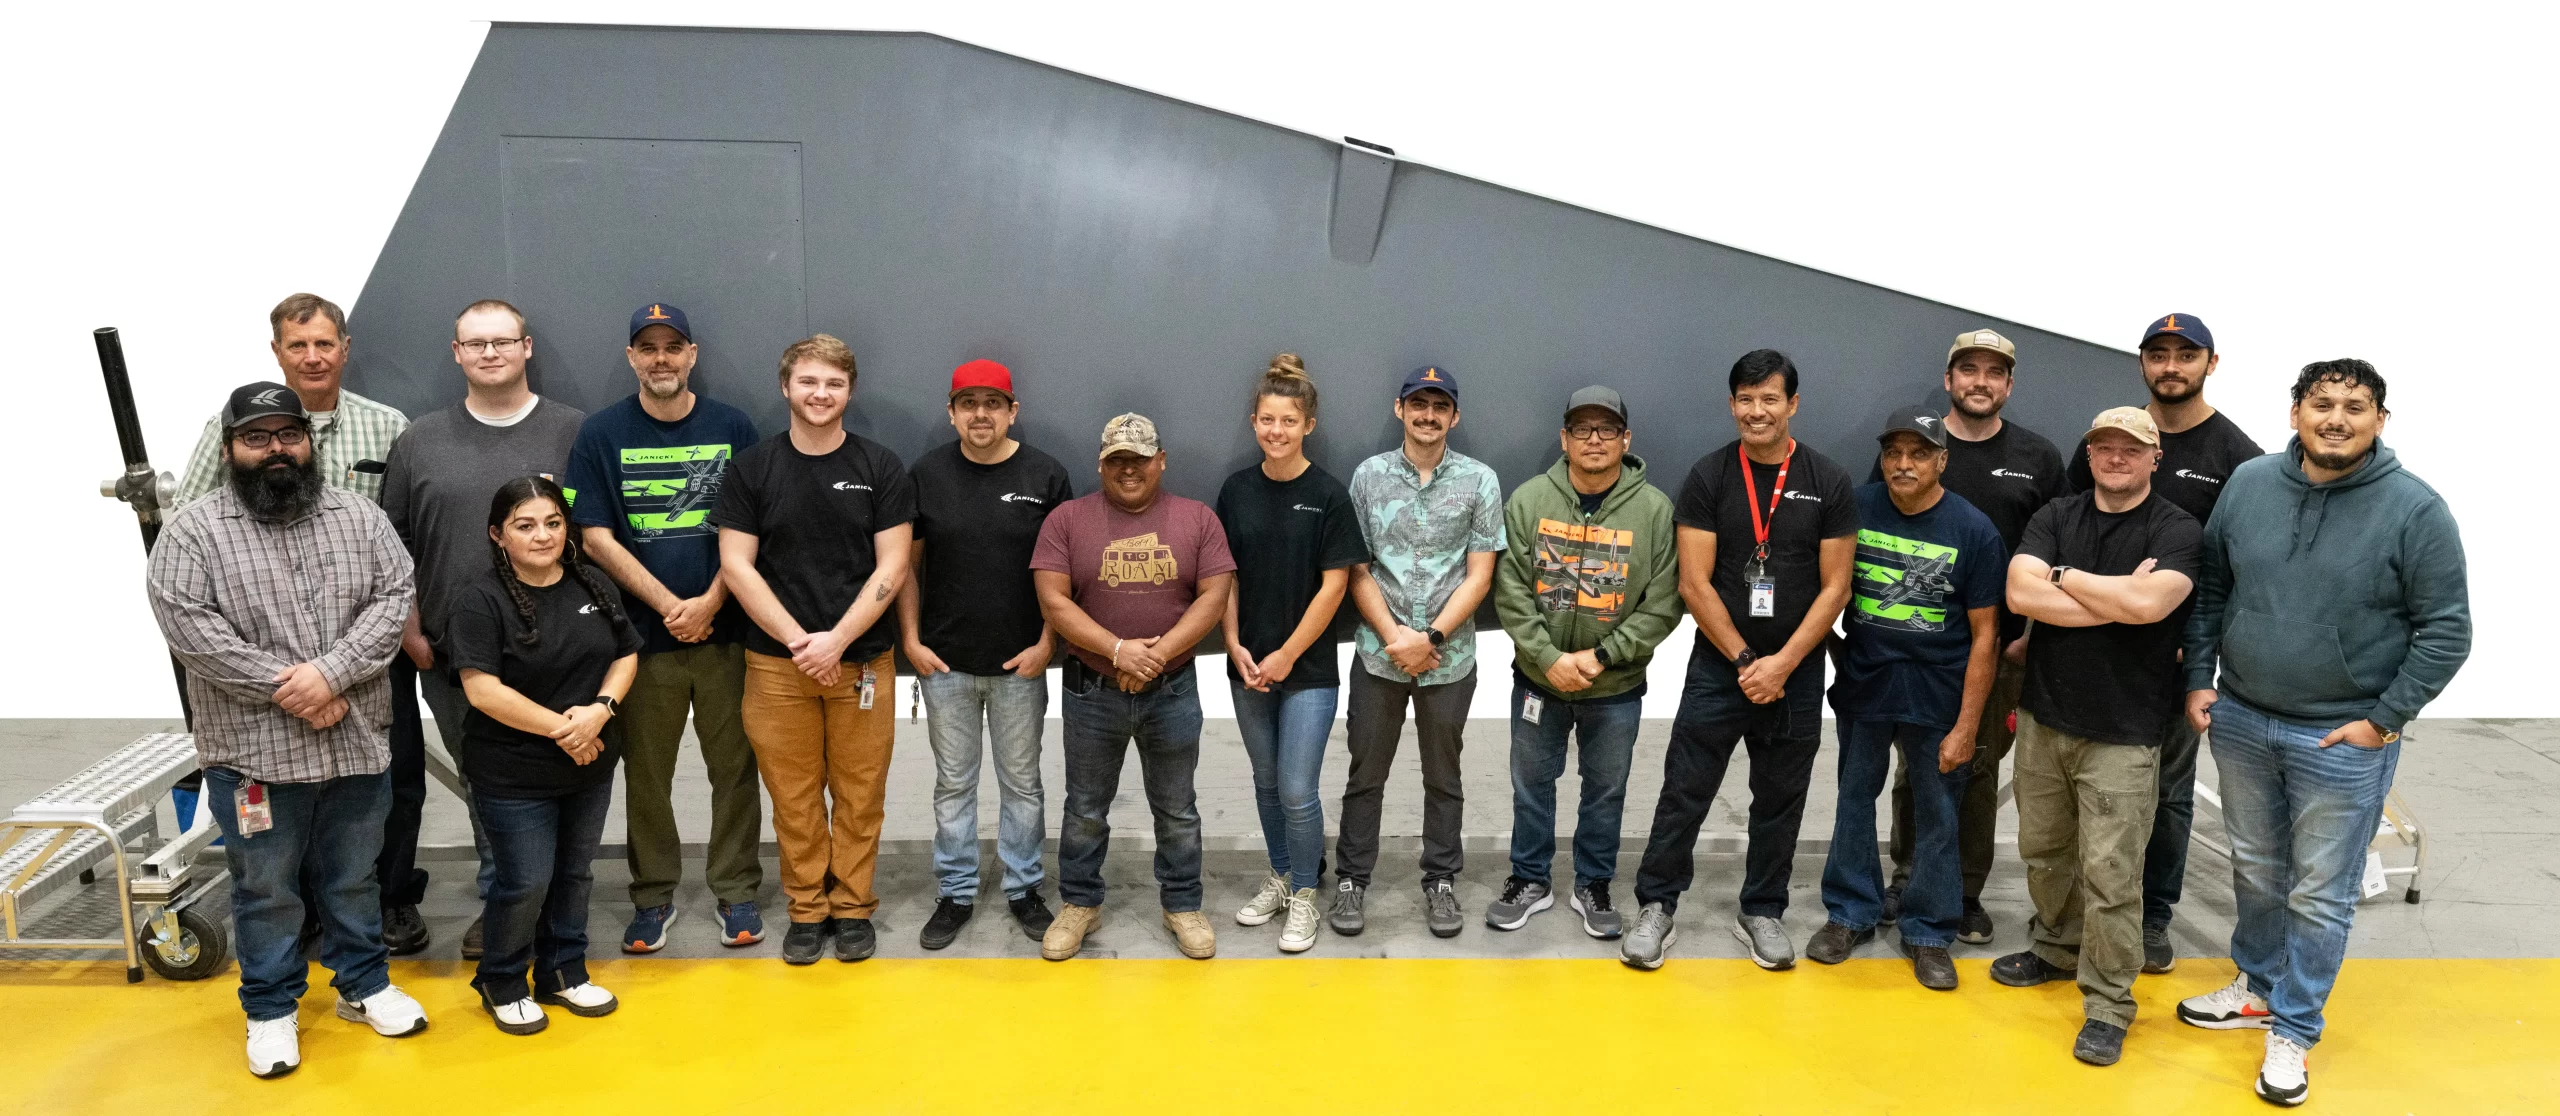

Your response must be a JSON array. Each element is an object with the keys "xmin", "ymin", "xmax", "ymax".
[
  {"xmin": 2140, "ymin": 313, "xmax": 2213, "ymax": 352},
  {"xmin": 1398, "ymin": 365, "xmax": 1460, "ymax": 405},
  {"xmin": 629, "ymin": 302, "xmax": 693, "ymax": 343}
]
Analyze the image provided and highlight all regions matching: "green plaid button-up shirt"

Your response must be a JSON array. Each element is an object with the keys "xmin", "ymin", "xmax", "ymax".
[{"xmin": 173, "ymin": 388, "xmax": 410, "ymax": 508}]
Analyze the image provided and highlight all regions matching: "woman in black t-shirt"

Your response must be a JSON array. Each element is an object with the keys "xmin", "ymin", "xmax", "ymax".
[
  {"xmin": 449, "ymin": 476, "xmax": 641, "ymax": 1035},
  {"xmin": 1215, "ymin": 354, "xmax": 1370, "ymax": 953}
]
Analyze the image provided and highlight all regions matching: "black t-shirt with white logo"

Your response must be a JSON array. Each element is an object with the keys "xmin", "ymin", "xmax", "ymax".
[
  {"xmin": 1675, "ymin": 439, "xmax": 1859, "ymax": 654},
  {"xmin": 908, "ymin": 440, "xmax": 1077, "ymax": 676},
  {"xmin": 2067, "ymin": 409, "xmax": 2264, "ymax": 526},
  {"xmin": 445, "ymin": 570, "xmax": 644, "ymax": 799},
  {"xmin": 2014, "ymin": 491, "xmax": 2202, "ymax": 747},
  {"xmin": 1872, "ymin": 419, "xmax": 2072, "ymax": 641},
  {"xmin": 709, "ymin": 431, "xmax": 920, "ymax": 662},
  {"xmin": 1216, "ymin": 462, "xmax": 1371, "ymax": 691}
]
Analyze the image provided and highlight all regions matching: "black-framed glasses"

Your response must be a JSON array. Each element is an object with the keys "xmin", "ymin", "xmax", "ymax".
[
  {"xmin": 1566, "ymin": 424, "xmax": 1627, "ymax": 442},
  {"xmin": 233, "ymin": 428, "xmax": 308, "ymax": 449},
  {"xmin": 457, "ymin": 337, "xmax": 527, "ymax": 356}
]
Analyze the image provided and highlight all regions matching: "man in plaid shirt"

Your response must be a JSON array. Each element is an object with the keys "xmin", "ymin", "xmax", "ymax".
[{"xmin": 148, "ymin": 381, "xmax": 426, "ymax": 1078}]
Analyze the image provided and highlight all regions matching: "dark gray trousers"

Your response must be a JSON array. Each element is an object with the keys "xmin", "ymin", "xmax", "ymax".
[{"xmin": 1334, "ymin": 666, "xmax": 1476, "ymax": 887}]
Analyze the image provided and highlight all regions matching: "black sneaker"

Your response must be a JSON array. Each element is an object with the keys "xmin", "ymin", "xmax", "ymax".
[
  {"xmin": 1805, "ymin": 921, "xmax": 1875, "ymax": 965},
  {"xmin": 1956, "ymin": 899, "xmax": 1994, "ymax": 945},
  {"xmin": 781, "ymin": 920, "xmax": 827, "ymax": 965},
  {"xmin": 381, "ymin": 904, "xmax": 429, "ymax": 956},
  {"xmin": 1880, "ymin": 883, "xmax": 1903, "ymax": 924},
  {"xmin": 920, "ymin": 897, "xmax": 974, "ymax": 951},
  {"xmin": 1903, "ymin": 939, "xmax": 1958, "ymax": 990},
  {"xmin": 1008, "ymin": 891, "xmax": 1055, "ymax": 940},
  {"xmin": 832, "ymin": 917, "xmax": 877, "ymax": 962},
  {"xmin": 2142, "ymin": 924, "xmax": 2176, "ymax": 973},
  {"xmin": 460, "ymin": 915, "xmax": 485, "ymax": 961},
  {"xmin": 1989, "ymin": 949, "xmax": 2075, "ymax": 987},
  {"xmin": 2073, "ymin": 1019, "xmax": 2127, "ymax": 1066}
]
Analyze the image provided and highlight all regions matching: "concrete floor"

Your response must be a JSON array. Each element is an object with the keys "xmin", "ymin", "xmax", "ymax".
[{"xmin": 5, "ymin": 715, "xmax": 2556, "ymax": 964}]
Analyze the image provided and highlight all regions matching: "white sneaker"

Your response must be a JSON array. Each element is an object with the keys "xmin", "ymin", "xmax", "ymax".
[
  {"xmin": 2256, "ymin": 1032, "xmax": 2310, "ymax": 1106},
  {"xmin": 1277, "ymin": 888, "xmax": 1321, "ymax": 953},
  {"xmin": 245, "ymin": 1016, "xmax": 300, "ymax": 1078},
  {"xmin": 2177, "ymin": 972, "xmax": 2274, "ymax": 1030},
  {"xmin": 1236, "ymin": 871, "xmax": 1290, "ymax": 926},
  {"xmin": 485, "ymin": 994, "xmax": 549, "ymax": 1036},
  {"xmin": 334, "ymin": 983, "xmax": 429, "ymax": 1037},
  {"xmin": 535, "ymin": 981, "xmax": 619, "ymax": 1017}
]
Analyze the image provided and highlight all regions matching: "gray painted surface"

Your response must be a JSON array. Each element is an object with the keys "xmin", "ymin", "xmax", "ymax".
[{"xmin": 347, "ymin": 22, "xmax": 2139, "ymax": 512}]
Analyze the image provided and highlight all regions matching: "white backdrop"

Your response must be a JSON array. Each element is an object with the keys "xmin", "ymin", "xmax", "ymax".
[{"xmin": 10, "ymin": 2, "xmax": 2550, "ymax": 720}]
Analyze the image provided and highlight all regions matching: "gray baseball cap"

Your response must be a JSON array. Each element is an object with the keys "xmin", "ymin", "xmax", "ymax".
[{"xmin": 1564, "ymin": 385, "xmax": 1627, "ymax": 424}]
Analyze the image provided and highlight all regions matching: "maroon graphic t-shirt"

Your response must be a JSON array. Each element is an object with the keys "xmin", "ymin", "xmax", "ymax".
[{"xmin": 1030, "ymin": 491, "xmax": 1236, "ymax": 679}]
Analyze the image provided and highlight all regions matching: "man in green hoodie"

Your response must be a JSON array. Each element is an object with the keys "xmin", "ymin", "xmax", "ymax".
[
  {"xmin": 1488, "ymin": 386, "xmax": 1682, "ymax": 940},
  {"xmin": 2175, "ymin": 359, "xmax": 2469, "ymax": 1109}
]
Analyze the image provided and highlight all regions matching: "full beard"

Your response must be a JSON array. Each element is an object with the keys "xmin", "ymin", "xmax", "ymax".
[{"xmin": 229, "ymin": 454, "xmax": 325, "ymax": 522}]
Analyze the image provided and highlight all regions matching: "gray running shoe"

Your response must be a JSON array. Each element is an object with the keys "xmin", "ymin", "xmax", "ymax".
[
  {"xmin": 1485, "ymin": 876, "xmax": 1553, "ymax": 931},
  {"xmin": 1570, "ymin": 882, "xmax": 1623, "ymax": 940},
  {"xmin": 1620, "ymin": 902, "xmax": 1676, "ymax": 970},
  {"xmin": 1423, "ymin": 878, "xmax": 1463, "ymax": 938},
  {"xmin": 1326, "ymin": 879, "xmax": 1366, "ymax": 937},
  {"xmin": 1732, "ymin": 914, "xmax": 1796, "ymax": 970},
  {"xmin": 2142, "ymin": 924, "xmax": 2177, "ymax": 973}
]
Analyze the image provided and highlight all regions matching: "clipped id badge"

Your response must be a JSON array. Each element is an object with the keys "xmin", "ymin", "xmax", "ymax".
[
  {"xmin": 1747, "ymin": 550, "xmax": 1777, "ymax": 618},
  {"xmin": 1521, "ymin": 692, "xmax": 1544, "ymax": 725},
  {"xmin": 235, "ymin": 779, "xmax": 275, "ymax": 836},
  {"xmin": 859, "ymin": 664, "xmax": 878, "ymax": 710}
]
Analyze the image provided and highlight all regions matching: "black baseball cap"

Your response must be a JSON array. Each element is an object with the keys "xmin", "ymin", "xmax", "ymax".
[
  {"xmin": 1398, "ymin": 365, "xmax": 1459, "ymax": 405},
  {"xmin": 222, "ymin": 382, "xmax": 309, "ymax": 430},
  {"xmin": 1876, "ymin": 403, "xmax": 1947, "ymax": 448},
  {"xmin": 629, "ymin": 302, "xmax": 694, "ymax": 343}
]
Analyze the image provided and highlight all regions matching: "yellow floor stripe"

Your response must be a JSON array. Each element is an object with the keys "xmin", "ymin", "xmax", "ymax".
[{"xmin": 5, "ymin": 956, "xmax": 2552, "ymax": 1113}]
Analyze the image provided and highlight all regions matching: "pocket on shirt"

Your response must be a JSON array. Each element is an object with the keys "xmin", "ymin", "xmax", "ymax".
[{"xmin": 2225, "ymin": 608, "xmax": 2365, "ymax": 706}]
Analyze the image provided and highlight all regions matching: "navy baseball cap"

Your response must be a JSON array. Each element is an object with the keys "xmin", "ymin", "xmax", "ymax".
[
  {"xmin": 1398, "ymin": 365, "xmax": 1460, "ymax": 405},
  {"xmin": 2140, "ymin": 313, "xmax": 2213, "ymax": 352},
  {"xmin": 629, "ymin": 302, "xmax": 693, "ymax": 343}
]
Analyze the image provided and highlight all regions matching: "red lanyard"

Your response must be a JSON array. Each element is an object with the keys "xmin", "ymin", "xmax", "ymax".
[{"xmin": 1739, "ymin": 439, "xmax": 1795, "ymax": 558}]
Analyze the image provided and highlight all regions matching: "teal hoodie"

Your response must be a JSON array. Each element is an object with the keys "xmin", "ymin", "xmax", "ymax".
[
  {"xmin": 2183, "ymin": 437, "xmax": 2470, "ymax": 733},
  {"xmin": 1495, "ymin": 453, "xmax": 1682, "ymax": 702}
]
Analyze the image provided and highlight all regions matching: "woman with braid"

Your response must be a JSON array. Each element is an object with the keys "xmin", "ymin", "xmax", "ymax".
[{"xmin": 448, "ymin": 476, "xmax": 641, "ymax": 1035}]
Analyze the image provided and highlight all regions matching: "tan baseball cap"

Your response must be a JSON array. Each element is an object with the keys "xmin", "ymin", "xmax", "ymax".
[
  {"xmin": 1098, "ymin": 412, "xmax": 1162, "ymax": 460},
  {"xmin": 1947, "ymin": 328, "xmax": 2018, "ymax": 367},
  {"xmin": 2085, "ymin": 406, "xmax": 2159, "ymax": 445}
]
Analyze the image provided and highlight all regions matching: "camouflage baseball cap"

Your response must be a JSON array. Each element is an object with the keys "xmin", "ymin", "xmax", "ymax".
[{"xmin": 1098, "ymin": 412, "xmax": 1161, "ymax": 460}]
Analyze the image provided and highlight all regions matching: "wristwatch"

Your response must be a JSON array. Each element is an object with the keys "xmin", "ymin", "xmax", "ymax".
[
  {"xmin": 1426, "ymin": 626, "xmax": 1448, "ymax": 648},
  {"xmin": 1732, "ymin": 647, "xmax": 1762, "ymax": 670},
  {"xmin": 1593, "ymin": 645, "xmax": 1614, "ymax": 669},
  {"xmin": 2375, "ymin": 723, "xmax": 2401, "ymax": 744},
  {"xmin": 597, "ymin": 695, "xmax": 621, "ymax": 717},
  {"xmin": 2048, "ymin": 565, "xmax": 2074, "ymax": 585}
]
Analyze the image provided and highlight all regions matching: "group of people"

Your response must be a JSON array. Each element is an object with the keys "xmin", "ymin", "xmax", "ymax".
[{"xmin": 146, "ymin": 294, "xmax": 2466, "ymax": 1108}]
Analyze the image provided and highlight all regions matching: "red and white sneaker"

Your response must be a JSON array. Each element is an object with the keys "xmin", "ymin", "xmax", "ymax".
[
  {"xmin": 2256, "ymin": 1033, "xmax": 2310, "ymax": 1106},
  {"xmin": 2178, "ymin": 972, "xmax": 2274, "ymax": 1030}
]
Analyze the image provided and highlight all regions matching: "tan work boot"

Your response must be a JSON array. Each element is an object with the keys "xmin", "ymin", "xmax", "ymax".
[
  {"xmin": 1042, "ymin": 904, "xmax": 1101, "ymax": 961},
  {"xmin": 1163, "ymin": 910, "xmax": 1217, "ymax": 959}
]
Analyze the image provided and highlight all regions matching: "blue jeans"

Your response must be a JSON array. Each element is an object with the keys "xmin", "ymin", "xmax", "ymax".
[
  {"xmin": 1058, "ymin": 663, "xmax": 1205, "ymax": 912},
  {"xmin": 1232, "ymin": 683, "xmax": 1337, "ymax": 890},
  {"xmin": 1507, "ymin": 682, "xmax": 1642, "ymax": 888},
  {"xmin": 1823, "ymin": 719, "xmax": 1966, "ymax": 947},
  {"xmin": 2211, "ymin": 696, "xmax": 2401, "ymax": 1049},
  {"xmin": 204, "ymin": 766, "xmax": 391, "ymax": 1022},
  {"xmin": 472, "ymin": 780, "xmax": 612, "ymax": 1004},
  {"xmin": 921, "ymin": 670, "xmax": 1049, "ymax": 902}
]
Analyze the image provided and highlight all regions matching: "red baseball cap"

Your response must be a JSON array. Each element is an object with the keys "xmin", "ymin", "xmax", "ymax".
[{"xmin": 950, "ymin": 359, "xmax": 1014, "ymax": 400}]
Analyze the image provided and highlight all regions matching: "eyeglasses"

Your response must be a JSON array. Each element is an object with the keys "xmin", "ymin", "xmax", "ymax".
[
  {"xmin": 1566, "ymin": 424, "xmax": 1627, "ymax": 442},
  {"xmin": 233, "ymin": 427, "xmax": 308, "ymax": 449},
  {"xmin": 457, "ymin": 337, "xmax": 527, "ymax": 356}
]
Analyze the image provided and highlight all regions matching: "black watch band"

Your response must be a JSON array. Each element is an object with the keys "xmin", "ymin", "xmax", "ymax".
[
  {"xmin": 597, "ymin": 695, "xmax": 621, "ymax": 717},
  {"xmin": 1732, "ymin": 647, "xmax": 1761, "ymax": 669},
  {"xmin": 1426, "ymin": 626, "xmax": 1448, "ymax": 647},
  {"xmin": 1593, "ymin": 645, "xmax": 1613, "ymax": 668}
]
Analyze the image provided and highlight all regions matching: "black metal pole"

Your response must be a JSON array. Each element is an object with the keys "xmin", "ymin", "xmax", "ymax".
[{"xmin": 94, "ymin": 326, "xmax": 191, "ymax": 725}]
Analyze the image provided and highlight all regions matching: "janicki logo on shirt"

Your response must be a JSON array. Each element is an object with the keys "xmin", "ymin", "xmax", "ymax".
[
  {"xmin": 1100, "ymin": 532, "xmax": 1179, "ymax": 587},
  {"xmin": 2175, "ymin": 469, "xmax": 2223, "ymax": 485},
  {"xmin": 1000, "ymin": 492, "xmax": 1046, "ymax": 505},
  {"xmin": 1991, "ymin": 468, "xmax": 2037, "ymax": 480},
  {"xmin": 833, "ymin": 481, "xmax": 873, "ymax": 492}
]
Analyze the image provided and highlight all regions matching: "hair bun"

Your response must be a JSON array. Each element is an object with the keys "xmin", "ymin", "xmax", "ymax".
[{"xmin": 1266, "ymin": 352, "xmax": 1308, "ymax": 381}]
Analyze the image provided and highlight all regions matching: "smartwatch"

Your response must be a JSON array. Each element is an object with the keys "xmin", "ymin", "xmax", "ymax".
[
  {"xmin": 1593, "ymin": 645, "xmax": 1614, "ymax": 669},
  {"xmin": 597, "ymin": 695, "xmax": 621, "ymax": 717},
  {"xmin": 2048, "ymin": 565, "xmax": 2074, "ymax": 585},
  {"xmin": 1426, "ymin": 626, "xmax": 1448, "ymax": 648},
  {"xmin": 1732, "ymin": 647, "xmax": 1762, "ymax": 670}
]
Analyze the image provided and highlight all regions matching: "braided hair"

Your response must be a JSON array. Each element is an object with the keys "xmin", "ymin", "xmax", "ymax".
[{"xmin": 486, "ymin": 475, "xmax": 627, "ymax": 647}]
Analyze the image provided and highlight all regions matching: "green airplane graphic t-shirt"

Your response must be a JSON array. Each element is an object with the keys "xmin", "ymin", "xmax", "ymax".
[
  {"xmin": 1828, "ymin": 482, "xmax": 2007, "ymax": 729},
  {"xmin": 567, "ymin": 393, "xmax": 761, "ymax": 654}
]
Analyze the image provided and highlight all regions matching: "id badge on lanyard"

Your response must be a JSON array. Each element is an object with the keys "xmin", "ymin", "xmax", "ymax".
[{"xmin": 1740, "ymin": 441, "xmax": 1794, "ymax": 620}]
